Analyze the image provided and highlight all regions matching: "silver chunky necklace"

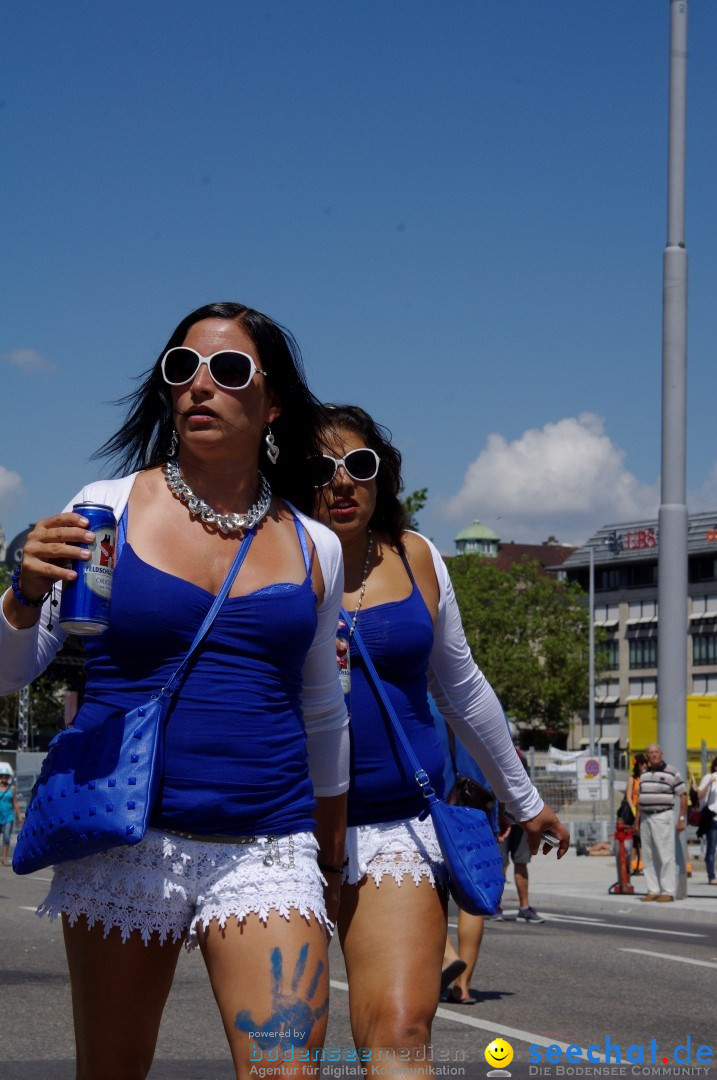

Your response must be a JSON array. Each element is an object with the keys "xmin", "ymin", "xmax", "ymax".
[
  {"xmin": 348, "ymin": 531, "xmax": 374, "ymax": 638},
  {"xmin": 163, "ymin": 459, "xmax": 272, "ymax": 534}
]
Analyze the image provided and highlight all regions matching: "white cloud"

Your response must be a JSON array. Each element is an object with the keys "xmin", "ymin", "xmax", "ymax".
[
  {"xmin": 0, "ymin": 465, "xmax": 24, "ymax": 514},
  {"xmin": 443, "ymin": 413, "xmax": 660, "ymax": 546},
  {"xmin": 5, "ymin": 348, "xmax": 55, "ymax": 373},
  {"xmin": 688, "ymin": 463, "xmax": 717, "ymax": 514}
]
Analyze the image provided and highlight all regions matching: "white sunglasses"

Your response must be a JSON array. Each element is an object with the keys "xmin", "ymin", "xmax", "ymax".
[
  {"xmin": 161, "ymin": 346, "xmax": 268, "ymax": 391},
  {"xmin": 311, "ymin": 448, "xmax": 380, "ymax": 488}
]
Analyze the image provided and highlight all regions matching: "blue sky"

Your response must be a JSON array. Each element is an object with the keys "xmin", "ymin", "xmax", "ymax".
[{"xmin": 2, "ymin": 0, "xmax": 716, "ymax": 557}]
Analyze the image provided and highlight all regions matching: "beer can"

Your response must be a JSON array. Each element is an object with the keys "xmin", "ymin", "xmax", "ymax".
[
  {"xmin": 337, "ymin": 617, "xmax": 351, "ymax": 719},
  {"xmin": 59, "ymin": 503, "xmax": 117, "ymax": 635}
]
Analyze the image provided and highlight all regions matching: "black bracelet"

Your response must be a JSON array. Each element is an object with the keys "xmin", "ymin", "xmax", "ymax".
[
  {"xmin": 11, "ymin": 565, "xmax": 51, "ymax": 608},
  {"xmin": 318, "ymin": 859, "xmax": 347, "ymax": 875}
]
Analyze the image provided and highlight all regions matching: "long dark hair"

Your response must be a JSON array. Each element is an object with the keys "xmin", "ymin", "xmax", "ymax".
[
  {"xmin": 320, "ymin": 404, "xmax": 408, "ymax": 549},
  {"xmin": 95, "ymin": 302, "xmax": 327, "ymax": 514},
  {"xmin": 632, "ymin": 753, "xmax": 647, "ymax": 779}
]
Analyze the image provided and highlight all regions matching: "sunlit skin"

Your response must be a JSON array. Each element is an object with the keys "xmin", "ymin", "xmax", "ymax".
[
  {"xmin": 314, "ymin": 421, "xmax": 569, "ymax": 1079},
  {"xmin": 313, "ymin": 427, "xmax": 378, "ymax": 563},
  {"xmin": 485, "ymin": 1039, "xmax": 514, "ymax": 1068},
  {"xmin": 4, "ymin": 313, "xmax": 344, "ymax": 1080},
  {"xmin": 169, "ymin": 318, "xmax": 281, "ymax": 507}
]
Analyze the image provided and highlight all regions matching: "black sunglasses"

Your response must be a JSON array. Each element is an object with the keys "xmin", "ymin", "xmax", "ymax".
[
  {"xmin": 311, "ymin": 449, "xmax": 380, "ymax": 488},
  {"xmin": 161, "ymin": 347, "xmax": 268, "ymax": 391}
]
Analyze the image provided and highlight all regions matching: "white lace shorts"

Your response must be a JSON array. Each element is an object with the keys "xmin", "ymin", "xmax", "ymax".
[
  {"xmin": 344, "ymin": 813, "xmax": 448, "ymax": 888},
  {"xmin": 38, "ymin": 828, "xmax": 328, "ymax": 949}
]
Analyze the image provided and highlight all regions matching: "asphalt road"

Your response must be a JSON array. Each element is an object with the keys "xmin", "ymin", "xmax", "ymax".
[{"xmin": 2, "ymin": 868, "xmax": 716, "ymax": 1080}]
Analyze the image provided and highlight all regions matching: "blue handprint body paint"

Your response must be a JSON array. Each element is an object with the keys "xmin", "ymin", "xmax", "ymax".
[{"xmin": 235, "ymin": 944, "xmax": 328, "ymax": 1050}]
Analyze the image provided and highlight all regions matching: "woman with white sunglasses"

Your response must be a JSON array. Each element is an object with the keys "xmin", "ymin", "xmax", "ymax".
[
  {"xmin": 312, "ymin": 404, "xmax": 569, "ymax": 1079},
  {"xmin": 0, "ymin": 302, "xmax": 349, "ymax": 1079}
]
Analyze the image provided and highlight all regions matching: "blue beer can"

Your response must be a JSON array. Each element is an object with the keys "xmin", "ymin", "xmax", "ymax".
[
  {"xmin": 58, "ymin": 503, "xmax": 117, "ymax": 635},
  {"xmin": 337, "ymin": 617, "xmax": 351, "ymax": 719}
]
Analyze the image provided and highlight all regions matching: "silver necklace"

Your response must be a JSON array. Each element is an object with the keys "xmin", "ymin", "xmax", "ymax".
[
  {"xmin": 163, "ymin": 459, "xmax": 272, "ymax": 534},
  {"xmin": 348, "ymin": 531, "xmax": 374, "ymax": 638}
]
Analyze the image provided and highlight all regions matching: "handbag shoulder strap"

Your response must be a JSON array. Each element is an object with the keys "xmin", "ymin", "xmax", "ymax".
[
  {"xmin": 161, "ymin": 528, "xmax": 256, "ymax": 698},
  {"xmin": 343, "ymin": 609, "xmax": 437, "ymax": 805}
]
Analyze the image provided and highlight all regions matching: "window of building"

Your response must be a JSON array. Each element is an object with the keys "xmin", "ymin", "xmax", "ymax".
[
  {"xmin": 598, "ymin": 639, "xmax": 620, "ymax": 671},
  {"xmin": 693, "ymin": 673, "xmax": 717, "ymax": 694},
  {"xmin": 629, "ymin": 638, "xmax": 657, "ymax": 669},
  {"xmin": 595, "ymin": 679, "xmax": 620, "ymax": 704},
  {"xmin": 689, "ymin": 557, "xmax": 717, "ymax": 583},
  {"xmin": 693, "ymin": 634, "xmax": 717, "ymax": 666},
  {"xmin": 628, "ymin": 599, "xmax": 657, "ymax": 620},
  {"xmin": 594, "ymin": 603, "xmax": 619, "ymax": 627},
  {"xmin": 627, "ymin": 677, "xmax": 657, "ymax": 699},
  {"xmin": 691, "ymin": 595, "xmax": 717, "ymax": 615},
  {"xmin": 597, "ymin": 568, "xmax": 625, "ymax": 590},
  {"xmin": 690, "ymin": 595, "xmax": 717, "ymax": 624},
  {"xmin": 625, "ymin": 563, "xmax": 658, "ymax": 588}
]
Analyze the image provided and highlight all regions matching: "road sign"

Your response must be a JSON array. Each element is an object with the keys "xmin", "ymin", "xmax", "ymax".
[{"xmin": 577, "ymin": 753, "xmax": 608, "ymax": 800}]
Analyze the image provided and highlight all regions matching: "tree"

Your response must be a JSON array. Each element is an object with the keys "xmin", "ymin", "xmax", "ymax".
[
  {"xmin": 448, "ymin": 555, "xmax": 601, "ymax": 737},
  {"xmin": 401, "ymin": 487, "xmax": 428, "ymax": 531}
]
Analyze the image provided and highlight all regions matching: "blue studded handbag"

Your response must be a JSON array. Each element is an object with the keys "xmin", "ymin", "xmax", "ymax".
[
  {"xmin": 13, "ymin": 529, "xmax": 255, "ymax": 876},
  {"xmin": 346, "ymin": 615, "xmax": 505, "ymax": 916}
]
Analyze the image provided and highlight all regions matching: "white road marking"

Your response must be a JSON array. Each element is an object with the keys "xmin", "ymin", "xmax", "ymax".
[
  {"xmin": 455, "ymin": 912, "xmax": 705, "ymax": 938},
  {"xmin": 541, "ymin": 913, "xmax": 705, "ymax": 938},
  {"xmin": 20, "ymin": 906, "xmax": 38, "ymax": 912},
  {"xmin": 329, "ymin": 980, "xmax": 605, "ymax": 1060},
  {"xmin": 619, "ymin": 947, "xmax": 717, "ymax": 970}
]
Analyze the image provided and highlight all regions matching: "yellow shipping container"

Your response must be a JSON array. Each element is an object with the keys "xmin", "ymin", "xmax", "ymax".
[{"xmin": 628, "ymin": 696, "xmax": 717, "ymax": 780}]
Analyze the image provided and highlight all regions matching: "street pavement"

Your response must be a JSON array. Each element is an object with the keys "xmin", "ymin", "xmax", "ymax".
[
  {"xmin": 1, "ymin": 841, "xmax": 715, "ymax": 1079},
  {"xmin": 517, "ymin": 839, "xmax": 717, "ymax": 921}
]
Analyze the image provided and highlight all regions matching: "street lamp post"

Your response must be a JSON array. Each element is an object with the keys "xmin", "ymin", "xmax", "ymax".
[
  {"xmin": 588, "ymin": 545, "xmax": 595, "ymax": 759},
  {"xmin": 658, "ymin": 0, "xmax": 689, "ymax": 898}
]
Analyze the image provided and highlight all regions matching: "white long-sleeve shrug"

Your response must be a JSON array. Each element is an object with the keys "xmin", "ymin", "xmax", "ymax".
[{"xmin": 0, "ymin": 475, "xmax": 350, "ymax": 799}]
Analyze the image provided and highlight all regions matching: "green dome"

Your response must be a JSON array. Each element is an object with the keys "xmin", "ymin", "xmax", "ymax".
[{"xmin": 454, "ymin": 520, "xmax": 499, "ymax": 543}]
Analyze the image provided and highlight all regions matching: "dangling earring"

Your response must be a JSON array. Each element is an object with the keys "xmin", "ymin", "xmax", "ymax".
[
  {"xmin": 265, "ymin": 424, "xmax": 280, "ymax": 465},
  {"xmin": 168, "ymin": 429, "xmax": 179, "ymax": 458}
]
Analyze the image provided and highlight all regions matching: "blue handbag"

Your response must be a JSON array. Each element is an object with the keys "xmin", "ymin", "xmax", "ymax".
[
  {"xmin": 346, "ymin": 613, "xmax": 505, "ymax": 916},
  {"xmin": 13, "ymin": 530, "xmax": 255, "ymax": 876}
]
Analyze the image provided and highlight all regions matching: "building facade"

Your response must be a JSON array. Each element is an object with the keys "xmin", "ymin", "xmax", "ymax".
[{"xmin": 559, "ymin": 511, "xmax": 717, "ymax": 750}]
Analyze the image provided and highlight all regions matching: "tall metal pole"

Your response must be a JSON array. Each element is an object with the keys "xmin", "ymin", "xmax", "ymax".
[
  {"xmin": 588, "ymin": 545, "xmax": 596, "ymax": 757},
  {"xmin": 658, "ymin": 0, "xmax": 688, "ymax": 898}
]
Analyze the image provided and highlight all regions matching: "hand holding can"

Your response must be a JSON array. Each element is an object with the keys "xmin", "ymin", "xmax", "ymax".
[
  {"xmin": 58, "ymin": 503, "xmax": 117, "ymax": 635},
  {"xmin": 11, "ymin": 512, "xmax": 96, "ymax": 603}
]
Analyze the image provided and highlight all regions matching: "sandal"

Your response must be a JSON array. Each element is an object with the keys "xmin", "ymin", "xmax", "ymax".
[
  {"xmin": 449, "ymin": 986, "xmax": 475, "ymax": 1005},
  {"xmin": 440, "ymin": 959, "xmax": 467, "ymax": 992}
]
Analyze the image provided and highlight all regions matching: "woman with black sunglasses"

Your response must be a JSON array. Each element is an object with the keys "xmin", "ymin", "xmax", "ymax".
[
  {"xmin": 0, "ymin": 303, "xmax": 349, "ymax": 1079},
  {"xmin": 312, "ymin": 404, "xmax": 569, "ymax": 1078}
]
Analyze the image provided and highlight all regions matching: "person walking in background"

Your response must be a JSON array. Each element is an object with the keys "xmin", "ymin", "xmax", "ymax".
[
  {"xmin": 442, "ymin": 912, "xmax": 484, "ymax": 1005},
  {"xmin": 0, "ymin": 764, "xmax": 23, "ymax": 866},
  {"xmin": 497, "ymin": 723, "xmax": 545, "ymax": 924},
  {"xmin": 312, "ymin": 405, "xmax": 569, "ymax": 1077},
  {"xmin": 635, "ymin": 742, "xmax": 688, "ymax": 902},
  {"xmin": 626, "ymin": 754, "xmax": 648, "ymax": 874},
  {"xmin": 0, "ymin": 302, "xmax": 349, "ymax": 1079},
  {"xmin": 434, "ymin": 702, "xmax": 495, "ymax": 1006},
  {"xmin": 697, "ymin": 757, "xmax": 717, "ymax": 885}
]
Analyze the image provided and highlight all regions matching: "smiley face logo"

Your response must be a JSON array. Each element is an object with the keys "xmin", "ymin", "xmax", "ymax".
[{"xmin": 485, "ymin": 1038, "xmax": 514, "ymax": 1069}]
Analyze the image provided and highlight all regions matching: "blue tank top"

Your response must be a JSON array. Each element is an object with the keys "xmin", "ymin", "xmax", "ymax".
[
  {"xmin": 75, "ymin": 509, "xmax": 319, "ymax": 837},
  {"xmin": 347, "ymin": 554, "xmax": 446, "ymax": 827}
]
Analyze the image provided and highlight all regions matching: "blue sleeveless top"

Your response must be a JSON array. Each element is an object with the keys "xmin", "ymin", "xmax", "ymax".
[
  {"xmin": 75, "ymin": 509, "xmax": 319, "ymax": 837},
  {"xmin": 346, "ymin": 554, "xmax": 446, "ymax": 827}
]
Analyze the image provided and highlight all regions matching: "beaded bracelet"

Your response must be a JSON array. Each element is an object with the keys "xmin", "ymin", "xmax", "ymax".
[{"xmin": 11, "ymin": 565, "xmax": 51, "ymax": 608}]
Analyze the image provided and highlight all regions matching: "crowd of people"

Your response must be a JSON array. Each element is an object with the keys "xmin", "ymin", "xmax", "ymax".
[{"xmin": 0, "ymin": 298, "xmax": 704, "ymax": 1078}]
